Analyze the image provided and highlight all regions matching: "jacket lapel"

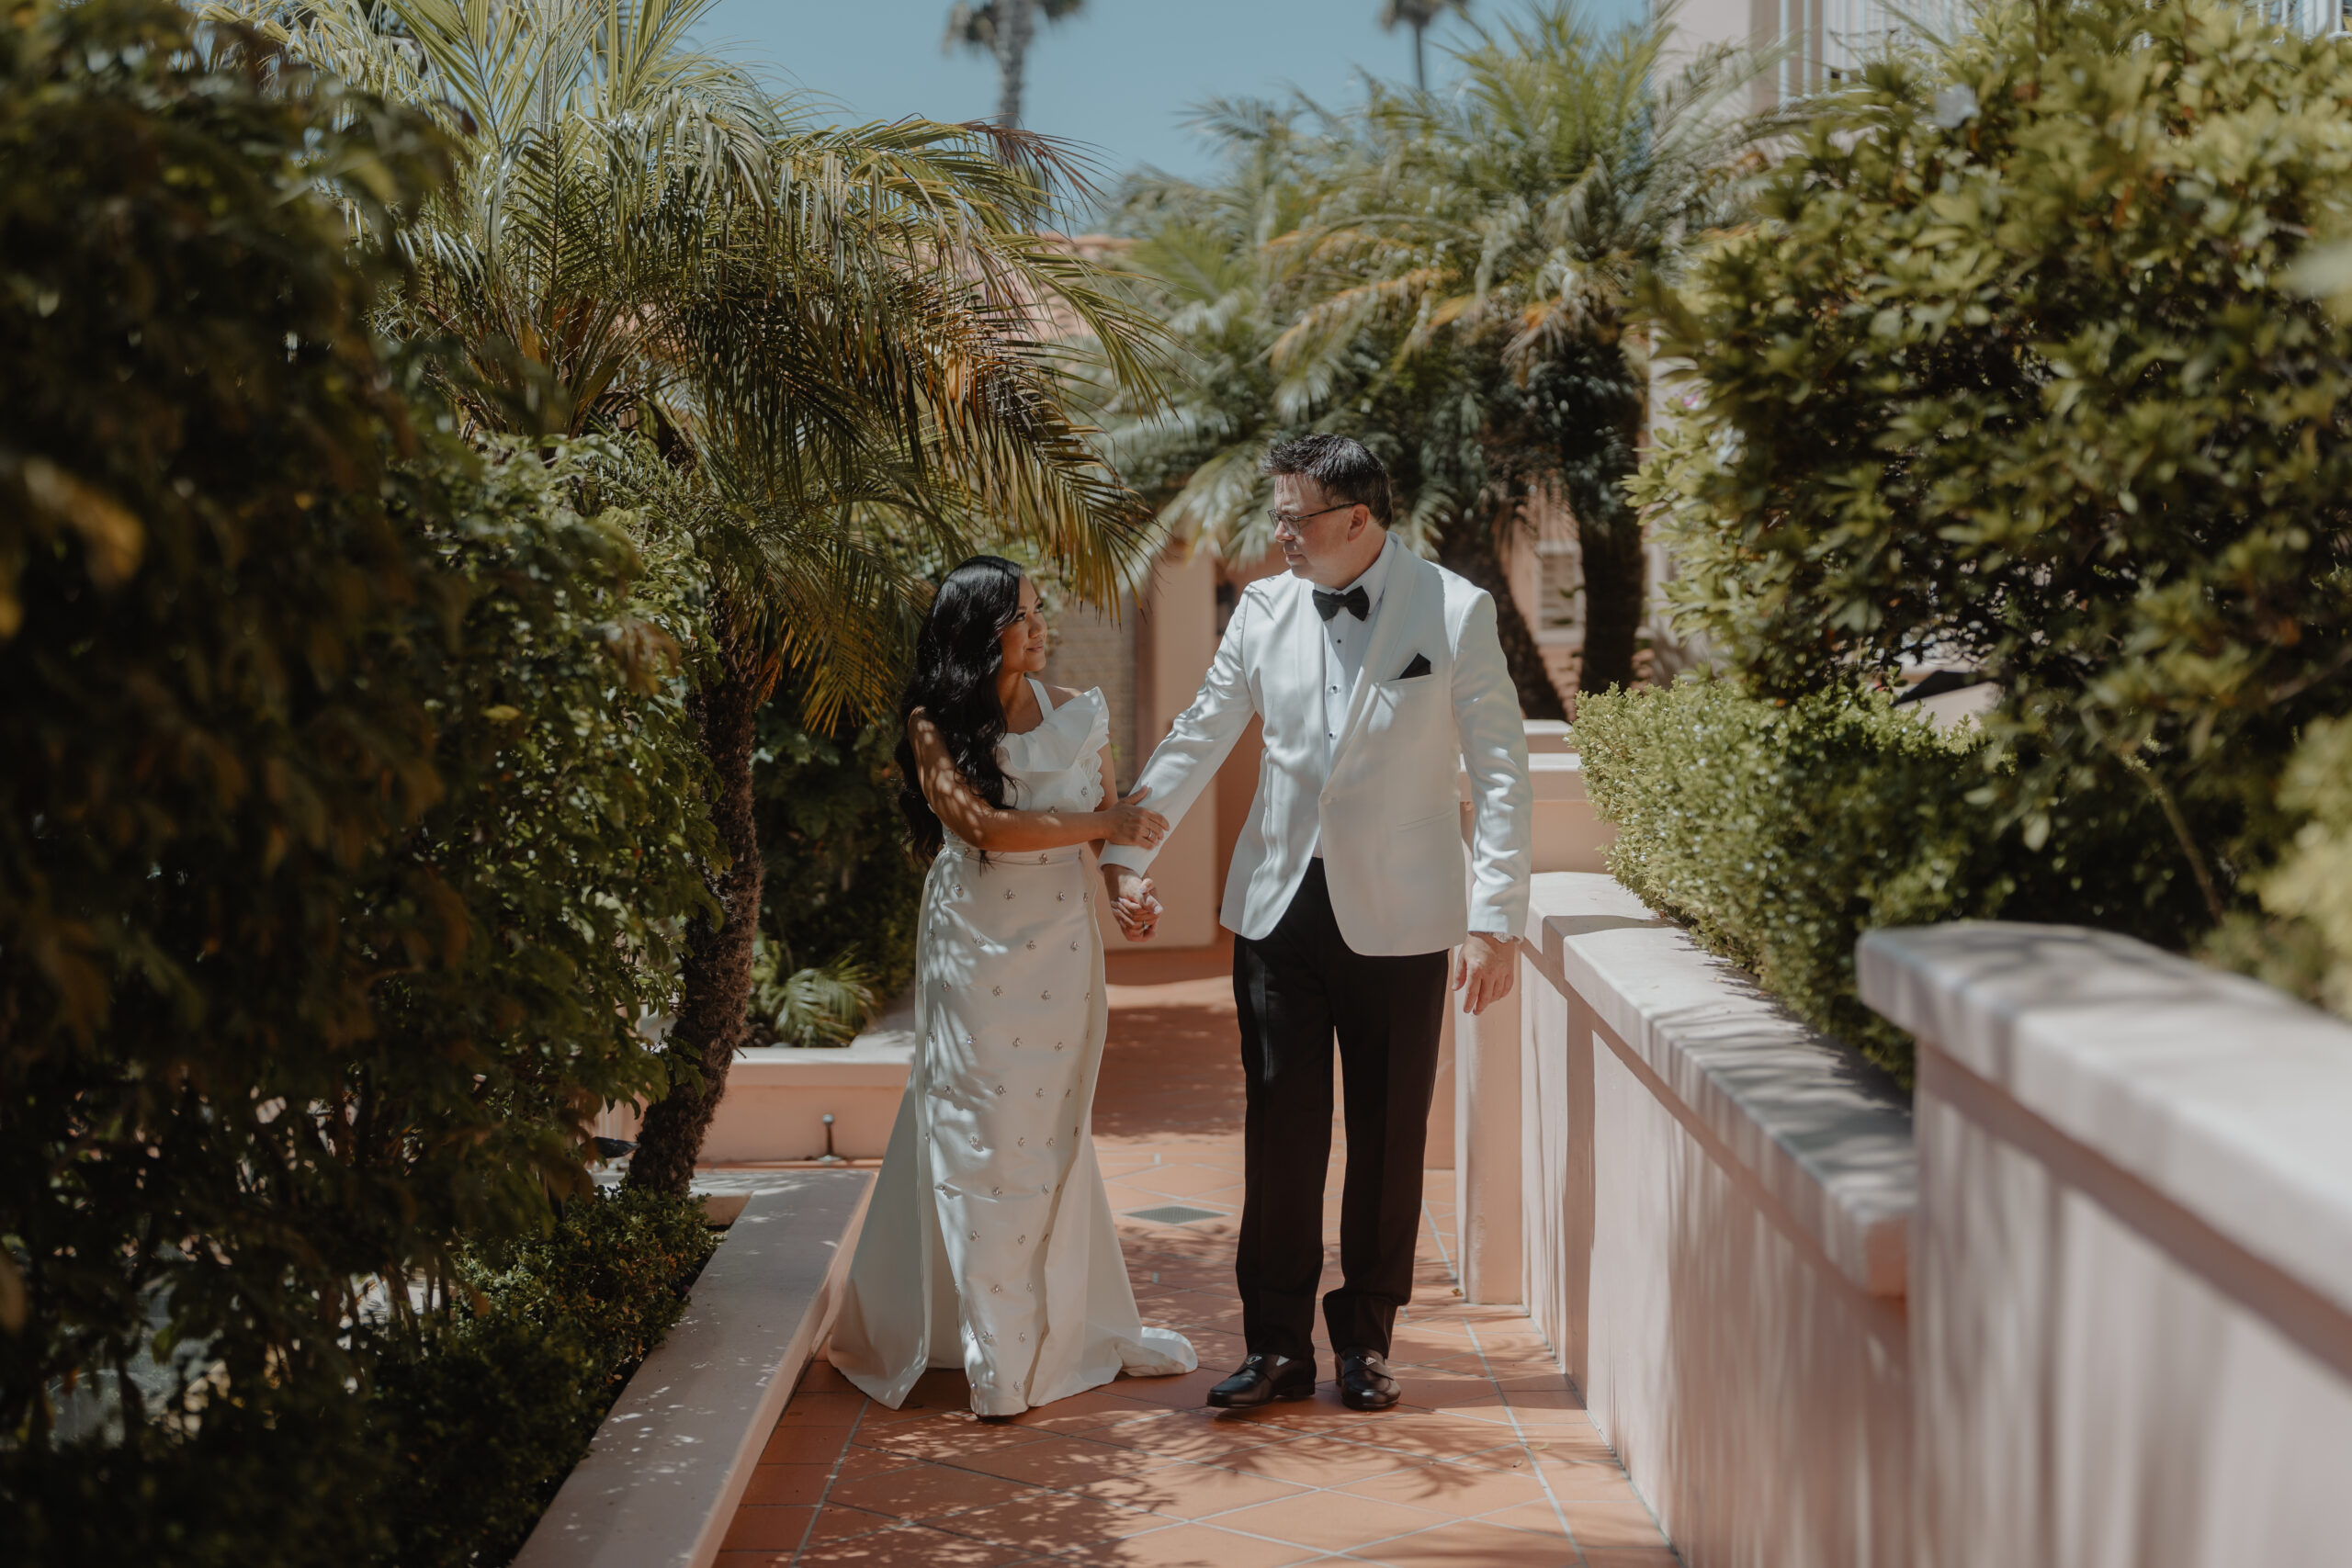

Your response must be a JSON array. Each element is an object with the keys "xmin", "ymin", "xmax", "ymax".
[
  {"xmin": 1267, "ymin": 573, "xmax": 1321, "ymax": 722},
  {"xmin": 1329, "ymin": 546, "xmax": 1424, "ymax": 766}
]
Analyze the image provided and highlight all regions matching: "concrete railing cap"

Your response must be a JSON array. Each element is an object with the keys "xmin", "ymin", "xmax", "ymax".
[
  {"xmin": 1525, "ymin": 718, "xmax": 1574, "ymax": 753},
  {"xmin": 1859, "ymin": 921, "xmax": 2352, "ymax": 1319},
  {"xmin": 1521, "ymin": 874, "xmax": 1915, "ymax": 1296},
  {"xmin": 514, "ymin": 1170, "xmax": 873, "ymax": 1568},
  {"xmin": 1461, "ymin": 750, "xmax": 1588, "ymax": 803},
  {"xmin": 732, "ymin": 991, "xmax": 915, "ymax": 1086}
]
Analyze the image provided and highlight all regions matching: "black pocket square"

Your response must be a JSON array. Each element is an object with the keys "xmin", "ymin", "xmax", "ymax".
[{"xmin": 1397, "ymin": 652, "xmax": 1433, "ymax": 680}]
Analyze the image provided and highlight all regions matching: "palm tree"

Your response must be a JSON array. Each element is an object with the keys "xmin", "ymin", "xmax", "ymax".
[
  {"xmin": 229, "ymin": 0, "xmax": 1168, "ymax": 1192},
  {"xmin": 1292, "ymin": 3, "xmax": 1765, "ymax": 699},
  {"xmin": 1379, "ymin": 0, "xmax": 1471, "ymax": 91},
  {"xmin": 945, "ymin": 0, "xmax": 1087, "ymax": 128},
  {"xmin": 1101, "ymin": 103, "xmax": 1346, "ymax": 565},
  {"xmin": 1105, "ymin": 101, "xmax": 1565, "ymax": 716}
]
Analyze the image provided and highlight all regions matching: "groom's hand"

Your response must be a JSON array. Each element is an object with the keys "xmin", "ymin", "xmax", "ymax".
[
  {"xmin": 1453, "ymin": 932, "xmax": 1518, "ymax": 1016},
  {"xmin": 1103, "ymin": 866, "xmax": 1161, "ymax": 942}
]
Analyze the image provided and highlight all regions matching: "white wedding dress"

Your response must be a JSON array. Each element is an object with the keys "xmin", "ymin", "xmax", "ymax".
[{"xmin": 830, "ymin": 680, "xmax": 1196, "ymax": 1416}]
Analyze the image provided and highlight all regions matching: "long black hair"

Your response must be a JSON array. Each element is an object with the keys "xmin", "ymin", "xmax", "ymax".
[{"xmin": 895, "ymin": 555, "xmax": 1027, "ymax": 856}]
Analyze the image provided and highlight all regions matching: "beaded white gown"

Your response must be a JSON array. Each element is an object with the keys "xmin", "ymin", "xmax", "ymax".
[{"xmin": 830, "ymin": 681, "xmax": 1196, "ymax": 1416}]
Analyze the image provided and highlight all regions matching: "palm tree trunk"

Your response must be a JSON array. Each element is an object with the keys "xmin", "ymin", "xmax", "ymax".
[
  {"xmin": 1575, "ymin": 519, "xmax": 1645, "ymax": 702},
  {"xmin": 994, "ymin": 0, "xmax": 1035, "ymax": 127},
  {"xmin": 1412, "ymin": 21, "xmax": 1429, "ymax": 91},
  {"xmin": 627, "ymin": 616, "xmax": 773, "ymax": 1198},
  {"xmin": 1435, "ymin": 498, "xmax": 1568, "ymax": 721},
  {"xmin": 1556, "ymin": 365, "xmax": 1649, "ymax": 705}
]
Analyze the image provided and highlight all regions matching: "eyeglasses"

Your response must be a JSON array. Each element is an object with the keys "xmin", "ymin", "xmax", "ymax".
[{"xmin": 1266, "ymin": 502, "xmax": 1358, "ymax": 535}]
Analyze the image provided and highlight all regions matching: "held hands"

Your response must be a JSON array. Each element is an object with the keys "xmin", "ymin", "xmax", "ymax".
[
  {"xmin": 1102, "ymin": 866, "xmax": 1162, "ymax": 942},
  {"xmin": 1098, "ymin": 785, "xmax": 1170, "ymax": 851},
  {"xmin": 1453, "ymin": 931, "xmax": 1518, "ymax": 1016}
]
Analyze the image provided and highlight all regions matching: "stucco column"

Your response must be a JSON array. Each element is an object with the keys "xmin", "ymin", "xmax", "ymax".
[
  {"xmin": 1126, "ymin": 545, "xmax": 1219, "ymax": 949},
  {"xmin": 1452, "ymin": 951, "xmax": 1525, "ymax": 1304}
]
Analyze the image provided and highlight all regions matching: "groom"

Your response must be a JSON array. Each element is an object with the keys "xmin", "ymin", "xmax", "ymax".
[{"xmin": 1102, "ymin": 434, "xmax": 1532, "ymax": 1413}]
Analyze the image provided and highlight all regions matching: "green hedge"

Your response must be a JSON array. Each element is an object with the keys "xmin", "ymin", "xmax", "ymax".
[
  {"xmin": 0, "ymin": 5, "xmax": 718, "ymax": 1555},
  {"xmin": 6, "ymin": 1187, "xmax": 715, "ymax": 1568},
  {"xmin": 368, "ymin": 1187, "xmax": 718, "ymax": 1568},
  {"xmin": 2206, "ymin": 716, "xmax": 2352, "ymax": 1017},
  {"xmin": 1634, "ymin": 0, "xmax": 2352, "ymax": 931},
  {"xmin": 1577, "ymin": 680, "xmax": 2209, "ymax": 1080}
]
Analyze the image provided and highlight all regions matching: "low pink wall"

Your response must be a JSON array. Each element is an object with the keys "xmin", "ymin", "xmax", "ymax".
[
  {"xmin": 1863, "ymin": 925, "xmax": 2352, "ymax": 1568},
  {"xmin": 1504, "ymin": 874, "xmax": 1916, "ymax": 1568}
]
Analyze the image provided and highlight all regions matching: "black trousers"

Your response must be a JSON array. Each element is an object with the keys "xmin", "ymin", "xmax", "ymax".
[{"xmin": 1232, "ymin": 861, "xmax": 1450, "ymax": 1360}]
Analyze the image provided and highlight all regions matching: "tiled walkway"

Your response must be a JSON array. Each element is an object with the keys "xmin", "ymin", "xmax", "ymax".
[{"xmin": 721, "ymin": 953, "xmax": 1676, "ymax": 1568}]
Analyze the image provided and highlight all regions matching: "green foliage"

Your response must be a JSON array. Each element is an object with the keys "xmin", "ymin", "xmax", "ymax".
[
  {"xmin": 1106, "ymin": 101, "xmax": 1571, "ymax": 712},
  {"xmin": 1578, "ymin": 681, "xmax": 2203, "ymax": 1079},
  {"xmin": 2206, "ymin": 716, "xmax": 2352, "ymax": 1015},
  {"xmin": 751, "ymin": 685, "xmax": 923, "ymax": 1042},
  {"xmin": 1298, "ymin": 2, "xmax": 1759, "ymax": 547},
  {"xmin": 6, "ymin": 1189, "xmax": 715, "ymax": 1568},
  {"xmin": 3, "ymin": 1390, "xmax": 390, "ymax": 1567},
  {"xmin": 0, "ymin": 7, "xmax": 717, "ymax": 1559},
  {"xmin": 232, "ymin": 0, "xmax": 1167, "ymax": 716},
  {"xmin": 752, "ymin": 946, "xmax": 883, "ymax": 1047},
  {"xmin": 230, "ymin": 0, "xmax": 1176, "ymax": 1191},
  {"xmin": 372, "ymin": 440, "xmax": 718, "ymax": 1193},
  {"xmin": 1107, "ymin": 6, "xmax": 1767, "ymax": 708},
  {"xmin": 0, "ymin": 0, "xmax": 458, "ymax": 1450},
  {"xmin": 368, "ymin": 1186, "xmax": 717, "ymax": 1568},
  {"xmin": 1106, "ymin": 104, "xmax": 1508, "ymax": 571},
  {"xmin": 1638, "ymin": 0, "xmax": 2352, "ymax": 921}
]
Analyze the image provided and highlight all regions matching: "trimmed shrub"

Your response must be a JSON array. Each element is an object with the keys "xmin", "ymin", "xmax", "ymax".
[
  {"xmin": 1577, "ymin": 680, "xmax": 2206, "ymax": 1080},
  {"xmin": 368, "ymin": 1187, "xmax": 718, "ymax": 1568},
  {"xmin": 2205, "ymin": 716, "xmax": 2352, "ymax": 1016},
  {"xmin": 0, "ymin": 0, "xmax": 462, "ymax": 1490},
  {"xmin": 1635, "ymin": 0, "xmax": 2352, "ymax": 924},
  {"xmin": 0, "ymin": 6, "xmax": 717, "ymax": 1558}
]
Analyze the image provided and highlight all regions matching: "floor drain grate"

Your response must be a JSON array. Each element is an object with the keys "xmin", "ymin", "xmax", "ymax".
[{"xmin": 1125, "ymin": 1204, "xmax": 1225, "ymax": 1225}]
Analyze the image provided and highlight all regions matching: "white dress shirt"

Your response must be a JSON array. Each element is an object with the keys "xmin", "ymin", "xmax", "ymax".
[{"xmin": 1312, "ymin": 536, "xmax": 1396, "ymax": 853}]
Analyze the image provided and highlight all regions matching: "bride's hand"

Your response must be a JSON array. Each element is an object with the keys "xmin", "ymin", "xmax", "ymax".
[{"xmin": 1099, "ymin": 785, "xmax": 1170, "ymax": 850}]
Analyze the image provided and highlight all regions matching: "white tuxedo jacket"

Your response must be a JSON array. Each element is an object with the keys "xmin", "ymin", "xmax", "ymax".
[{"xmin": 1102, "ymin": 545, "xmax": 1532, "ymax": 955}]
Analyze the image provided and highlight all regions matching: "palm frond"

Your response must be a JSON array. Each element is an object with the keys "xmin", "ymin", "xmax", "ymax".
[{"xmin": 212, "ymin": 0, "xmax": 1174, "ymax": 719}]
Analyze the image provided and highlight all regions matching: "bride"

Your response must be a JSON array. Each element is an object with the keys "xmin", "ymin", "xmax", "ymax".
[{"xmin": 829, "ymin": 556, "xmax": 1198, "ymax": 1416}]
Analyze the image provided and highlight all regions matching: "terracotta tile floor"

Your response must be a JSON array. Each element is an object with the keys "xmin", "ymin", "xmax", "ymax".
[{"xmin": 718, "ymin": 951, "xmax": 1676, "ymax": 1567}]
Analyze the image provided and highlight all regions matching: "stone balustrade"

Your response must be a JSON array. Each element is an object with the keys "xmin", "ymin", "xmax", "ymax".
[
  {"xmin": 1860, "ymin": 923, "xmax": 2352, "ymax": 1568},
  {"xmin": 514, "ymin": 1171, "xmax": 874, "ymax": 1568},
  {"xmin": 1449, "ymin": 831, "xmax": 2352, "ymax": 1568},
  {"xmin": 1453, "ymin": 870, "xmax": 1915, "ymax": 1566}
]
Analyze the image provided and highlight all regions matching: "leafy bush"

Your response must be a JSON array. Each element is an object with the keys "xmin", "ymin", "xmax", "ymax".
[
  {"xmin": 1636, "ymin": 0, "xmax": 2352, "ymax": 925},
  {"xmin": 1578, "ymin": 680, "xmax": 2205, "ymax": 1079},
  {"xmin": 0, "ymin": 3, "xmax": 715, "ymax": 1555},
  {"xmin": 751, "ymin": 683, "xmax": 922, "ymax": 1043},
  {"xmin": 751, "ymin": 942, "xmax": 883, "ymax": 1047},
  {"xmin": 368, "ymin": 1187, "xmax": 718, "ymax": 1568},
  {"xmin": 1, "ymin": 0, "xmax": 459, "ymax": 1470},
  {"xmin": 2205, "ymin": 716, "xmax": 2352, "ymax": 1015},
  {"xmin": 372, "ymin": 440, "xmax": 716, "ymax": 1196}
]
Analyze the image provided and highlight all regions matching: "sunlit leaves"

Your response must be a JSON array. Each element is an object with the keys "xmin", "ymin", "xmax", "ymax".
[{"xmin": 1639, "ymin": 0, "xmax": 2352, "ymax": 921}]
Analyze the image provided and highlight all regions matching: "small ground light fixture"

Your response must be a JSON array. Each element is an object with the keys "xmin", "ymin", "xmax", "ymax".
[{"xmin": 812, "ymin": 1112, "xmax": 847, "ymax": 1166}]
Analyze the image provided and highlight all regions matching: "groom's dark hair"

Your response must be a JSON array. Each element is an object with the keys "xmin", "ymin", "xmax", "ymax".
[{"xmin": 1262, "ymin": 434, "xmax": 1392, "ymax": 527}]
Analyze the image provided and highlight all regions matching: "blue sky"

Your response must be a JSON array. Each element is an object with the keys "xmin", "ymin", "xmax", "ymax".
[{"xmin": 695, "ymin": 0, "xmax": 1643, "ymax": 197}]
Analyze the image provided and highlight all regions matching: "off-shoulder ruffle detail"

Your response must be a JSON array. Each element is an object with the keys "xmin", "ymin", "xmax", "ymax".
[{"xmin": 997, "ymin": 685, "xmax": 1108, "ymax": 781}]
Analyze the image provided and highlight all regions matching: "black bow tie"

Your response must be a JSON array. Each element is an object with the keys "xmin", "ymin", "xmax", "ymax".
[{"xmin": 1314, "ymin": 585, "xmax": 1371, "ymax": 622}]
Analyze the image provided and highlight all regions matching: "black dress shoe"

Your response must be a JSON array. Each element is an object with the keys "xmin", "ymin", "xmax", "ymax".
[
  {"xmin": 1205, "ymin": 1353, "xmax": 1316, "ymax": 1409},
  {"xmin": 1336, "ymin": 1347, "xmax": 1400, "ymax": 1411}
]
